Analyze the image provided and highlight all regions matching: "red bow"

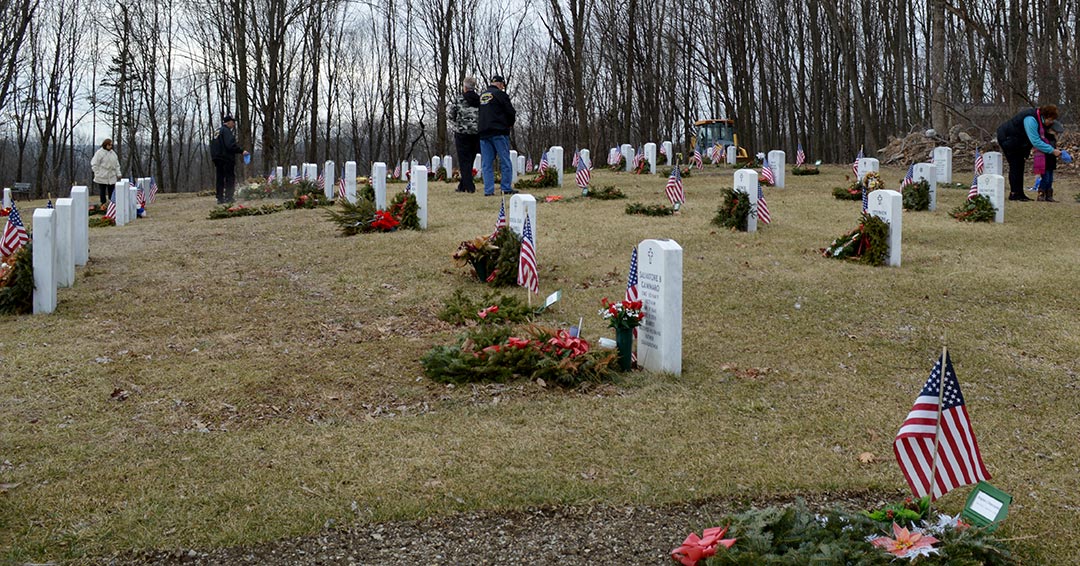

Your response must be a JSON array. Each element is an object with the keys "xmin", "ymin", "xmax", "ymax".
[
  {"xmin": 477, "ymin": 305, "xmax": 499, "ymax": 319},
  {"xmin": 545, "ymin": 330, "xmax": 589, "ymax": 358},
  {"xmin": 671, "ymin": 526, "xmax": 736, "ymax": 566}
]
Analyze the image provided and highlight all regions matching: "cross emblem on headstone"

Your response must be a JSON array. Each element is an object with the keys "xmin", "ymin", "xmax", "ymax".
[
  {"xmin": 647, "ymin": 248, "xmax": 654, "ymax": 264},
  {"xmin": 876, "ymin": 194, "xmax": 884, "ymax": 205}
]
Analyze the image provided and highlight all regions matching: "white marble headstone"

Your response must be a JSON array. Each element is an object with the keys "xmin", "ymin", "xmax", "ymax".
[
  {"xmin": 857, "ymin": 157, "xmax": 880, "ymax": 184},
  {"xmin": 70, "ymin": 186, "xmax": 89, "ymax": 266},
  {"xmin": 443, "ymin": 155, "xmax": 453, "ymax": 177},
  {"xmin": 977, "ymin": 174, "xmax": 1005, "ymax": 223},
  {"xmin": 432, "ymin": 156, "xmax": 441, "ymax": 173},
  {"xmin": 726, "ymin": 145, "xmax": 737, "ymax": 165},
  {"xmin": 768, "ymin": 150, "xmax": 786, "ymax": 188},
  {"xmin": 621, "ymin": 144, "xmax": 634, "ymax": 172},
  {"xmin": 734, "ymin": 169, "xmax": 759, "ymax": 233},
  {"xmin": 2, "ymin": 187, "xmax": 10, "ymax": 208},
  {"xmin": 644, "ymin": 143, "xmax": 657, "ymax": 174},
  {"xmin": 636, "ymin": 238, "xmax": 683, "ymax": 376},
  {"xmin": 289, "ymin": 165, "xmax": 299, "ymax": 180},
  {"xmin": 128, "ymin": 186, "xmax": 138, "ymax": 220},
  {"xmin": 867, "ymin": 189, "xmax": 903, "ymax": 267},
  {"xmin": 32, "ymin": 208, "xmax": 56, "ymax": 314},
  {"xmin": 413, "ymin": 164, "xmax": 428, "ymax": 229},
  {"xmin": 113, "ymin": 181, "xmax": 129, "ymax": 226},
  {"xmin": 508, "ymin": 193, "xmax": 537, "ymax": 247},
  {"xmin": 549, "ymin": 146, "xmax": 564, "ymax": 186},
  {"xmin": 323, "ymin": 161, "xmax": 336, "ymax": 200},
  {"xmin": 983, "ymin": 152, "xmax": 1003, "ymax": 176},
  {"xmin": 275, "ymin": 166, "xmax": 284, "ymax": 181},
  {"xmin": 912, "ymin": 162, "xmax": 938, "ymax": 211},
  {"xmin": 344, "ymin": 161, "xmax": 358, "ymax": 204},
  {"xmin": 579, "ymin": 149, "xmax": 591, "ymax": 170},
  {"xmin": 933, "ymin": 147, "xmax": 953, "ymax": 183},
  {"xmin": 372, "ymin": 162, "xmax": 387, "ymax": 209},
  {"xmin": 516, "ymin": 155, "xmax": 525, "ymax": 175},
  {"xmin": 662, "ymin": 141, "xmax": 673, "ymax": 165},
  {"xmin": 54, "ymin": 198, "xmax": 74, "ymax": 288},
  {"xmin": 508, "ymin": 150, "xmax": 519, "ymax": 186}
]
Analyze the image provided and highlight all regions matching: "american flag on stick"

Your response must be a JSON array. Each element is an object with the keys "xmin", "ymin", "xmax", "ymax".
[
  {"xmin": 337, "ymin": 178, "xmax": 347, "ymax": 200},
  {"xmin": 517, "ymin": 213, "xmax": 539, "ymax": 294},
  {"xmin": 852, "ymin": 145, "xmax": 864, "ymax": 177},
  {"xmin": 148, "ymin": 178, "xmax": 159, "ymax": 204},
  {"xmin": 392, "ymin": 162, "xmax": 401, "ymax": 179},
  {"xmin": 538, "ymin": 152, "xmax": 549, "ymax": 173},
  {"xmin": 862, "ymin": 180, "xmax": 870, "ymax": 214},
  {"xmin": 796, "ymin": 143, "xmax": 806, "ymax": 166},
  {"xmin": 893, "ymin": 349, "xmax": 991, "ymax": 500},
  {"xmin": 0, "ymin": 202, "xmax": 29, "ymax": 257},
  {"xmin": 572, "ymin": 151, "xmax": 580, "ymax": 168},
  {"xmin": 625, "ymin": 247, "xmax": 639, "ymax": 363},
  {"xmin": 104, "ymin": 200, "xmax": 117, "ymax": 220},
  {"xmin": 967, "ymin": 173, "xmax": 980, "ymax": 200},
  {"xmin": 575, "ymin": 153, "xmax": 591, "ymax": 189},
  {"xmin": 665, "ymin": 162, "xmax": 685, "ymax": 205},
  {"xmin": 316, "ymin": 174, "xmax": 325, "ymax": 189},
  {"xmin": 526, "ymin": 156, "xmax": 534, "ymax": 172},
  {"xmin": 693, "ymin": 148, "xmax": 704, "ymax": 170},
  {"xmin": 761, "ymin": 156, "xmax": 775, "ymax": 185},
  {"xmin": 901, "ymin": 164, "xmax": 914, "ymax": 189},
  {"xmin": 492, "ymin": 198, "xmax": 508, "ymax": 238},
  {"xmin": 757, "ymin": 179, "xmax": 771, "ymax": 225},
  {"xmin": 974, "ymin": 149, "xmax": 984, "ymax": 175}
]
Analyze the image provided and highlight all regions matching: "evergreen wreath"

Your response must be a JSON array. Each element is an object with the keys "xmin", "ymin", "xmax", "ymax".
[
  {"xmin": 833, "ymin": 182, "xmax": 864, "ymax": 200},
  {"xmin": 658, "ymin": 165, "xmax": 692, "ymax": 178},
  {"xmin": 451, "ymin": 227, "xmax": 522, "ymax": 287},
  {"xmin": 625, "ymin": 202, "xmax": 675, "ymax": 216},
  {"xmin": 791, "ymin": 164, "xmax": 820, "ymax": 175},
  {"xmin": 0, "ymin": 244, "xmax": 33, "ymax": 315},
  {"xmin": 513, "ymin": 167, "xmax": 558, "ymax": 189},
  {"xmin": 438, "ymin": 289, "xmax": 533, "ymax": 325},
  {"xmin": 822, "ymin": 213, "xmax": 890, "ymax": 266},
  {"xmin": 609, "ymin": 154, "xmax": 627, "ymax": 172},
  {"xmin": 324, "ymin": 191, "xmax": 419, "ymax": 235},
  {"xmin": 587, "ymin": 185, "xmax": 626, "ymax": 200},
  {"xmin": 389, "ymin": 191, "xmax": 420, "ymax": 230},
  {"xmin": 902, "ymin": 179, "xmax": 931, "ymax": 211},
  {"xmin": 88, "ymin": 217, "xmax": 116, "ymax": 228},
  {"xmin": 950, "ymin": 194, "xmax": 996, "ymax": 222},
  {"xmin": 711, "ymin": 188, "xmax": 752, "ymax": 231},
  {"xmin": 208, "ymin": 203, "xmax": 284, "ymax": 219}
]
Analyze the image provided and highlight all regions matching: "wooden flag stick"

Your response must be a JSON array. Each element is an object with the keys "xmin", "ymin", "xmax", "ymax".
[{"xmin": 927, "ymin": 345, "xmax": 948, "ymax": 503}]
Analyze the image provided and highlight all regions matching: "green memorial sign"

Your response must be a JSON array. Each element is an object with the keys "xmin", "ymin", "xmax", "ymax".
[{"xmin": 962, "ymin": 481, "xmax": 1011, "ymax": 532}]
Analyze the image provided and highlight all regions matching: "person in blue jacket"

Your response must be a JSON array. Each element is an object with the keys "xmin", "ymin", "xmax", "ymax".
[{"xmin": 995, "ymin": 104, "xmax": 1064, "ymax": 201}]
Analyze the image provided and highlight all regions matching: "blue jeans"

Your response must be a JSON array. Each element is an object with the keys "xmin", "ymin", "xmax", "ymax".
[
  {"xmin": 1041, "ymin": 170, "xmax": 1054, "ymax": 193},
  {"xmin": 480, "ymin": 135, "xmax": 513, "ymax": 195}
]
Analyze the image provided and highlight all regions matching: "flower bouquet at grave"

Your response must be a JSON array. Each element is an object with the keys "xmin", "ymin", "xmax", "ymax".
[
  {"xmin": 208, "ymin": 203, "xmax": 285, "ymax": 219},
  {"xmin": 949, "ymin": 194, "xmax": 996, "ymax": 222},
  {"xmin": 822, "ymin": 212, "xmax": 890, "ymax": 266},
  {"xmin": 711, "ymin": 188, "xmax": 752, "ymax": 231},
  {"xmin": 585, "ymin": 185, "xmax": 626, "ymax": 200},
  {"xmin": 625, "ymin": 202, "xmax": 675, "ymax": 216},
  {"xmin": 902, "ymin": 179, "xmax": 932, "ymax": 211},
  {"xmin": 609, "ymin": 154, "xmax": 627, "ymax": 172},
  {"xmin": 513, "ymin": 166, "xmax": 558, "ymax": 190},
  {"xmin": 670, "ymin": 499, "xmax": 1015, "ymax": 565},
  {"xmin": 438, "ymin": 289, "xmax": 533, "ymax": 325},
  {"xmin": 420, "ymin": 323, "xmax": 617, "ymax": 387},
  {"xmin": 239, "ymin": 177, "xmax": 292, "ymax": 200},
  {"xmin": 599, "ymin": 298, "xmax": 644, "ymax": 330},
  {"xmin": 0, "ymin": 244, "xmax": 33, "ymax": 315},
  {"xmin": 452, "ymin": 226, "xmax": 521, "ymax": 286},
  {"xmin": 0, "ymin": 206, "xmax": 11, "ymax": 217}
]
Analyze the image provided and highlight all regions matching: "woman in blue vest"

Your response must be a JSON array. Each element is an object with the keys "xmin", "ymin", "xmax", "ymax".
[{"xmin": 995, "ymin": 104, "xmax": 1063, "ymax": 201}]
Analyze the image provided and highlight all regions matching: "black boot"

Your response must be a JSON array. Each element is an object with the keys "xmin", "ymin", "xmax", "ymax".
[{"xmin": 1045, "ymin": 187, "xmax": 1056, "ymax": 202}]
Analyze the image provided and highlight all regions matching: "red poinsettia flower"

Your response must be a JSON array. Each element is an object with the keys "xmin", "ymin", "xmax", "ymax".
[
  {"xmin": 870, "ymin": 523, "xmax": 939, "ymax": 558},
  {"xmin": 506, "ymin": 337, "xmax": 531, "ymax": 349}
]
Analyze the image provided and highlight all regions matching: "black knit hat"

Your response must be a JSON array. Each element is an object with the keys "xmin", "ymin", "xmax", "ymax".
[{"xmin": 222, "ymin": 115, "xmax": 235, "ymax": 124}]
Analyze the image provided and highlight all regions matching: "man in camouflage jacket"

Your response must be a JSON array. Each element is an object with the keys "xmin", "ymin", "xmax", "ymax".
[{"xmin": 448, "ymin": 77, "xmax": 481, "ymax": 193}]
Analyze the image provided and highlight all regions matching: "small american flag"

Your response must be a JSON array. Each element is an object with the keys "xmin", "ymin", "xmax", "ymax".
[
  {"xmin": 538, "ymin": 152, "xmax": 549, "ymax": 173},
  {"xmin": 267, "ymin": 171, "xmax": 276, "ymax": 183},
  {"xmin": 901, "ymin": 164, "xmax": 914, "ymax": 189},
  {"xmin": 893, "ymin": 350, "xmax": 991, "ymax": 500},
  {"xmin": 337, "ymin": 178, "xmax": 347, "ymax": 200},
  {"xmin": 136, "ymin": 188, "xmax": 146, "ymax": 208},
  {"xmin": 796, "ymin": 142, "xmax": 806, "ymax": 166},
  {"xmin": 710, "ymin": 143, "xmax": 723, "ymax": 164},
  {"xmin": 862, "ymin": 181, "xmax": 869, "ymax": 213},
  {"xmin": 665, "ymin": 162, "xmax": 685, "ymax": 204},
  {"xmin": 291, "ymin": 173, "xmax": 302, "ymax": 184},
  {"xmin": 659, "ymin": 144, "xmax": 667, "ymax": 156},
  {"xmin": 967, "ymin": 173, "xmax": 980, "ymax": 200},
  {"xmin": 572, "ymin": 151, "xmax": 580, "ymax": 168},
  {"xmin": 104, "ymin": 199, "xmax": 117, "ymax": 220},
  {"xmin": 46, "ymin": 197, "xmax": 54, "ymax": 209},
  {"xmin": 404, "ymin": 177, "xmax": 412, "ymax": 194},
  {"xmin": 148, "ymin": 178, "xmax": 159, "ymax": 204},
  {"xmin": 852, "ymin": 146, "xmax": 864, "ymax": 177},
  {"xmin": 974, "ymin": 149, "xmax": 984, "ymax": 175},
  {"xmin": 492, "ymin": 198, "xmax": 508, "ymax": 238},
  {"xmin": 575, "ymin": 154, "xmax": 591, "ymax": 189},
  {"xmin": 634, "ymin": 146, "xmax": 645, "ymax": 169},
  {"xmin": 693, "ymin": 148, "xmax": 704, "ymax": 170},
  {"xmin": 625, "ymin": 247, "xmax": 639, "ymax": 363},
  {"xmin": 393, "ymin": 162, "xmax": 401, "ymax": 179},
  {"xmin": 0, "ymin": 202, "xmax": 29, "ymax": 256},
  {"xmin": 526, "ymin": 156, "xmax": 534, "ymax": 172},
  {"xmin": 517, "ymin": 213, "xmax": 538, "ymax": 294},
  {"xmin": 316, "ymin": 175, "xmax": 325, "ymax": 189},
  {"xmin": 761, "ymin": 157, "xmax": 775, "ymax": 185},
  {"xmin": 757, "ymin": 180, "xmax": 771, "ymax": 224}
]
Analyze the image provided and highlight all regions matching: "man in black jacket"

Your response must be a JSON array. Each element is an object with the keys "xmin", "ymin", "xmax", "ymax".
[
  {"xmin": 478, "ymin": 76, "xmax": 518, "ymax": 196},
  {"xmin": 210, "ymin": 115, "xmax": 249, "ymax": 204}
]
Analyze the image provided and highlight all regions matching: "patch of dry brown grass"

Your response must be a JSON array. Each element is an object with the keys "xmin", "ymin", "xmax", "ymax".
[{"xmin": 2, "ymin": 168, "xmax": 1079, "ymax": 563}]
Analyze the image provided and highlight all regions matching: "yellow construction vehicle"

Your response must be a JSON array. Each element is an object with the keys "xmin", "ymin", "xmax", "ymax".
[{"xmin": 694, "ymin": 119, "xmax": 750, "ymax": 163}]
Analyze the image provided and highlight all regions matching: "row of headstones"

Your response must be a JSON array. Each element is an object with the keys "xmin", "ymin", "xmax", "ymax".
[
  {"xmin": 855, "ymin": 156, "xmax": 1006, "ymax": 220},
  {"xmin": 3, "ymin": 186, "xmax": 92, "ymax": 314},
  {"xmin": 469, "ymin": 147, "xmax": 570, "ymax": 187}
]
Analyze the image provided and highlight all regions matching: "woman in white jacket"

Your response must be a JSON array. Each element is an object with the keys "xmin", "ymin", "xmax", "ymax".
[{"xmin": 90, "ymin": 139, "xmax": 121, "ymax": 205}]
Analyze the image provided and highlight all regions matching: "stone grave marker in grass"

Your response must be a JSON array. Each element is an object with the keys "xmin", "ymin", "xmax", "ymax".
[
  {"xmin": 413, "ymin": 164, "xmax": 428, "ymax": 229},
  {"xmin": 32, "ymin": 208, "xmax": 56, "ymax": 314},
  {"xmin": 769, "ymin": 150, "xmax": 786, "ymax": 188},
  {"xmin": 55, "ymin": 198, "xmax": 74, "ymax": 288},
  {"xmin": 345, "ymin": 161, "xmax": 358, "ymax": 205},
  {"xmin": 549, "ymin": 146, "xmax": 564, "ymax": 186},
  {"xmin": 734, "ymin": 169, "xmax": 759, "ymax": 233},
  {"xmin": 934, "ymin": 146, "xmax": 953, "ymax": 183},
  {"xmin": 70, "ymin": 186, "xmax": 89, "ymax": 266},
  {"xmin": 977, "ymin": 174, "xmax": 1006, "ymax": 223},
  {"xmin": 867, "ymin": 189, "xmax": 903, "ymax": 267},
  {"xmin": 983, "ymin": 151, "xmax": 1002, "ymax": 176},
  {"xmin": 636, "ymin": 239, "xmax": 682, "ymax": 376},
  {"xmin": 913, "ymin": 162, "xmax": 938, "ymax": 211},
  {"xmin": 644, "ymin": 143, "xmax": 657, "ymax": 174},
  {"xmin": 857, "ymin": 157, "xmax": 879, "ymax": 184}
]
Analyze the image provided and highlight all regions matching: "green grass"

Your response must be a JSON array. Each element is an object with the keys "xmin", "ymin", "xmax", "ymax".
[{"xmin": 2, "ymin": 167, "xmax": 1079, "ymax": 563}]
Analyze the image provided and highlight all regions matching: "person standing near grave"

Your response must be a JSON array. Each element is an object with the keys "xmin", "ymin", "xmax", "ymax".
[
  {"xmin": 995, "ymin": 104, "xmax": 1063, "ymax": 201},
  {"xmin": 90, "ymin": 138, "xmax": 121, "ymax": 205},
  {"xmin": 448, "ymin": 76, "xmax": 480, "ymax": 193},
  {"xmin": 478, "ymin": 75, "xmax": 518, "ymax": 196},
  {"xmin": 1035, "ymin": 124, "xmax": 1062, "ymax": 202},
  {"xmin": 209, "ymin": 115, "xmax": 249, "ymax": 204}
]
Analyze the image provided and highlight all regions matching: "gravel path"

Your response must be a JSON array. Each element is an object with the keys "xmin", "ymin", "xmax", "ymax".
[{"xmin": 106, "ymin": 491, "xmax": 887, "ymax": 565}]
